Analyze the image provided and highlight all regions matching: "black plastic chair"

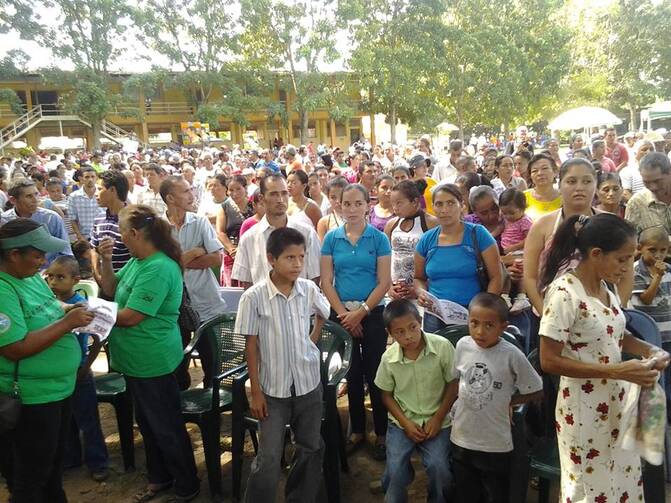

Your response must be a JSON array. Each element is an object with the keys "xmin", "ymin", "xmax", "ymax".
[
  {"xmin": 230, "ymin": 320, "xmax": 352, "ymax": 502},
  {"xmin": 94, "ymin": 346, "xmax": 135, "ymax": 472},
  {"xmin": 623, "ymin": 308, "xmax": 667, "ymax": 501},
  {"xmin": 181, "ymin": 313, "xmax": 247, "ymax": 500}
]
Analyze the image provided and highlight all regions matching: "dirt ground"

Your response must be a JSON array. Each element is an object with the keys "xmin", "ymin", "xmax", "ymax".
[{"xmin": 2, "ymin": 360, "xmax": 670, "ymax": 503}]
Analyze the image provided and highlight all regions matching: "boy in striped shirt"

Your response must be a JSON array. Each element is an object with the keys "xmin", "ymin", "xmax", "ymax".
[{"xmin": 235, "ymin": 227, "xmax": 330, "ymax": 502}]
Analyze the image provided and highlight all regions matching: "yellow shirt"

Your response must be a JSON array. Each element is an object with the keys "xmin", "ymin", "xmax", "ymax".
[
  {"xmin": 524, "ymin": 189, "xmax": 562, "ymax": 221},
  {"xmin": 424, "ymin": 178, "xmax": 437, "ymax": 215}
]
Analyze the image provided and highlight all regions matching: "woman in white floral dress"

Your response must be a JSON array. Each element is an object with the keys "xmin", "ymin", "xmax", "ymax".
[{"xmin": 539, "ymin": 213, "xmax": 670, "ymax": 503}]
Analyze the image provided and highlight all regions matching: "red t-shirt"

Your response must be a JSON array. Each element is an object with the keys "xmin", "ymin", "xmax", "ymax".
[
  {"xmin": 599, "ymin": 156, "xmax": 618, "ymax": 173},
  {"xmin": 605, "ymin": 143, "xmax": 629, "ymax": 168}
]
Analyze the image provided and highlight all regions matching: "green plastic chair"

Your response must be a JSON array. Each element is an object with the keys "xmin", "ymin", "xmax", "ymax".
[
  {"xmin": 94, "ymin": 345, "xmax": 135, "ymax": 471},
  {"xmin": 231, "ymin": 320, "xmax": 353, "ymax": 502},
  {"xmin": 181, "ymin": 312, "xmax": 247, "ymax": 500},
  {"xmin": 74, "ymin": 279, "xmax": 99, "ymax": 299}
]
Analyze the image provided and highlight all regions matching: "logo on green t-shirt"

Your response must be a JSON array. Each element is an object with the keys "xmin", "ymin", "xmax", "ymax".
[
  {"xmin": 141, "ymin": 293, "xmax": 154, "ymax": 303},
  {"xmin": 0, "ymin": 314, "xmax": 10, "ymax": 334}
]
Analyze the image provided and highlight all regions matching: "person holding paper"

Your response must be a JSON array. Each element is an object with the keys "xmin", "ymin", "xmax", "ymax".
[
  {"xmin": 45, "ymin": 256, "xmax": 109, "ymax": 482},
  {"xmin": 414, "ymin": 184, "xmax": 503, "ymax": 333},
  {"xmin": 0, "ymin": 218, "xmax": 95, "ymax": 503},
  {"xmin": 98, "ymin": 205, "xmax": 200, "ymax": 503}
]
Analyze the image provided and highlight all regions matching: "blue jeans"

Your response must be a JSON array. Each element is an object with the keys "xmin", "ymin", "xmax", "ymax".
[
  {"xmin": 64, "ymin": 370, "xmax": 109, "ymax": 472},
  {"xmin": 382, "ymin": 422, "xmax": 452, "ymax": 503}
]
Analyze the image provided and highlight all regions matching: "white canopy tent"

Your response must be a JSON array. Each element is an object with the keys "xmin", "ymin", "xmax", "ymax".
[{"xmin": 548, "ymin": 106, "xmax": 623, "ymax": 131}]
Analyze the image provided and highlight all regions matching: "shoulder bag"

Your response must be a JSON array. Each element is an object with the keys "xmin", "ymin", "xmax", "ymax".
[{"xmin": 0, "ymin": 278, "xmax": 21, "ymax": 433}]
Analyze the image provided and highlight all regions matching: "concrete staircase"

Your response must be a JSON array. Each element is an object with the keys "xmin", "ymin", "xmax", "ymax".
[{"xmin": 0, "ymin": 105, "xmax": 143, "ymax": 150}]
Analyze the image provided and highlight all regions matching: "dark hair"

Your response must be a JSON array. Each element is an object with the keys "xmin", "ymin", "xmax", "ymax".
[
  {"xmin": 341, "ymin": 183, "xmax": 370, "ymax": 203},
  {"xmin": 514, "ymin": 150, "xmax": 532, "ymax": 162},
  {"xmin": 392, "ymin": 166, "xmax": 411, "ymax": 179},
  {"xmin": 0, "ymin": 218, "xmax": 41, "ymax": 259},
  {"xmin": 597, "ymin": 171, "xmax": 622, "ymax": 189},
  {"xmin": 541, "ymin": 213, "xmax": 636, "ymax": 288},
  {"xmin": 49, "ymin": 255, "xmax": 81, "ymax": 277},
  {"xmin": 159, "ymin": 175, "xmax": 184, "ymax": 203},
  {"xmin": 119, "ymin": 205, "xmax": 183, "ymax": 271},
  {"xmin": 8, "ymin": 179, "xmax": 36, "ymax": 199},
  {"xmin": 210, "ymin": 174, "xmax": 228, "ymax": 187},
  {"xmin": 326, "ymin": 175, "xmax": 348, "ymax": 196},
  {"xmin": 145, "ymin": 162, "xmax": 166, "ymax": 176},
  {"xmin": 528, "ymin": 153, "xmax": 555, "ymax": 174},
  {"xmin": 46, "ymin": 177, "xmax": 63, "ymax": 188},
  {"xmin": 494, "ymin": 154, "xmax": 513, "ymax": 170},
  {"xmin": 640, "ymin": 152, "xmax": 671, "ymax": 175},
  {"xmin": 79, "ymin": 166, "xmax": 96, "ymax": 176},
  {"xmin": 449, "ymin": 140, "xmax": 463, "ymax": 151},
  {"xmin": 499, "ymin": 188, "xmax": 526, "ymax": 210},
  {"xmin": 639, "ymin": 225, "xmax": 669, "ymax": 246},
  {"xmin": 259, "ymin": 173, "xmax": 286, "ymax": 195},
  {"xmin": 558, "ymin": 157, "xmax": 596, "ymax": 184},
  {"xmin": 30, "ymin": 172, "xmax": 45, "ymax": 184},
  {"xmin": 358, "ymin": 160, "xmax": 376, "ymax": 177},
  {"xmin": 266, "ymin": 227, "xmax": 305, "ymax": 259},
  {"xmin": 392, "ymin": 179, "xmax": 421, "ymax": 202},
  {"xmin": 250, "ymin": 188, "xmax": 262, "ymax": 205},
  {"xmin": 456, "ymin": 171, "xmax": 489, "ymax": 192},
  {"xmin": 228, "ymin": 174, "xmax": 248, "ymax": 188},
  {"xmin": 469, "ymin": 292, "xmax": 509, "ymax": 322},
  {"xmin": 432, "ymin": 183, "xmax": 463, "ymax": 204},
  {"xmin": 591, "ymin": 140, "xmax": 605, "ymax": 152},
  {"xmin": 383, "ymin": 299, "xmax": 421, "ymax": 330},
  {"xmin": 101, "ymin": 169, "xmax": 130, "ymax": 202},
  {"xmin": 375, "ymin": 174, "xmax": 394, "ymax": 188}
]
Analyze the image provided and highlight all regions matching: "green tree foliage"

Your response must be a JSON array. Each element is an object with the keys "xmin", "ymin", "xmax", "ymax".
[
  {"xmin": 600, "ymin": 0, "xmax": 671, "ymax": 129},
  {"xmin": 134, "ymin": 0, "xmax": 271, "ymax": 128},
  {"xmin": 239, "ymin": 0, "xmax": 347, "ymax": 145},
  {"xmin": 339, "ymin": 0, "xmax": 445, "ymax": 144}
]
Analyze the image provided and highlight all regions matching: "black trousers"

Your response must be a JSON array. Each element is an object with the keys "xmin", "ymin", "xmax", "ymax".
[
  {"xmin": 0, "ymin": 396, "xmax": 72, "ymax": 503},
  {"xmin": 125, "ymin": 373, "xmax": 200, "ymax": 497},
  {"xmin": 331, "ymin": 306, "xmax": 388, "ymax": 437},
  {"xmin": 452, "ymin": 444, "xmax": 511, "ymax": 503}
]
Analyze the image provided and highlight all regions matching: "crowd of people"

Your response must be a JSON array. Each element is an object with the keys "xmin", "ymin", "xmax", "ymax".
[{"xmin": 0, "ymin": 126, "xmax": 671, "ymax": 503}]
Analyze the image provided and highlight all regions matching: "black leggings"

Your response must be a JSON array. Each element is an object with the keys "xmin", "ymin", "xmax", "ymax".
[
  {"xmin": 0, "ymin": 397, "xmax": 72, "ymax": 503},
  {"xmin": 331, "ymin": 306, "xmax": 388, "ymax": 437}
]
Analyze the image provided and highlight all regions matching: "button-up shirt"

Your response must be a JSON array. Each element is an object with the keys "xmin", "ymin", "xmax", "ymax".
[
  {"xmin": 624, "ymin": 188, "xmax": 671, "ymax": 234},
  {"xmin": 235, "ymin": 276, "xmax": 330, "ymax": 398},
  {"xmin": 1, "ymin": 207, "xmax": 72, "ymax": 264},
  {"xmin": 68, "ymin": 188, "xmax": 101, "ymax": 240},
  {"xmin": 136, "ymin": 188, "xmax": 167, "ymax": 218},
  {"xmin": 171, "ymin": 212, "xmax": 225, "ymax": 322},
  {"xmin": 375, "ymin": 331, "xmax": 456, "ymax": 428},
  {"xmin": 232, "ymin": 215, "xmax": 321, "ymax": 284}
]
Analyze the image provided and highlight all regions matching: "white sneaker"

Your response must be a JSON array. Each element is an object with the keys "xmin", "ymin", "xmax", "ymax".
[
  {"xmin": 511, "ymin": 295, "xmax": 531, "ymax": 313},
  {"xmin": 501, "ymin": 294, "xmax": 512, "ymax": 309}
]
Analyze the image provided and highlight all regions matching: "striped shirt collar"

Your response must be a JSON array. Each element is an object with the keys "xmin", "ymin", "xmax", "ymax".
[
  {"xmin": 387, "ymin": 331, "xmax": 441, "ymax": 364},
  {"xmin": 265, "ymin": 273, "xmax": 307, "ymax": 301}
]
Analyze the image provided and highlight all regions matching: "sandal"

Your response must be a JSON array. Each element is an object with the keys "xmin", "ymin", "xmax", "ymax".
[{"xmin": 132, "ymin": 482, "xmax": 173, "ymax": 503}]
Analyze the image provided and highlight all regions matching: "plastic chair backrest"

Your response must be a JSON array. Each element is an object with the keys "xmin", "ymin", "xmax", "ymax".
[
  {"xmin": 528, "ymin": 348, "xmax": 559, "ymax": 438},
  {"xmin": 195, "ymin": 312, "xmax": 246, "ymax": 390},
  {"xmin": 623, "ymin": 308, "xmax": 665, "ymax": 390},
  {"xmin": 502, "ymin": 331, "xmax": 523, "ymax": 352},
  {"xmin": 317, "ymin": 320, "xmax": 353, "ymax": 386},
  {"xmin": 434, "ymin": 324, "xmax": 470, "ymax": 348},
  {"xmin": 74, "ymin": 280, "xmax": 98, "ymax": 299}
]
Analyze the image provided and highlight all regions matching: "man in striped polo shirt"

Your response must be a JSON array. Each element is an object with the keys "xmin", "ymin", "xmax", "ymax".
[{"xmin": 91, "ymin": 170, "xmax": 131, "ymax": 281}]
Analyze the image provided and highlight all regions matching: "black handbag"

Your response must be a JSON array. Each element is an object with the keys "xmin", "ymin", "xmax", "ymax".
[
  {"xmin": 178, "ymin": 283, "xmax": 201, "ymax": 334},
  {"xmin": 0, "ymin": 362, "xmax": 20, "ymax": 434}
]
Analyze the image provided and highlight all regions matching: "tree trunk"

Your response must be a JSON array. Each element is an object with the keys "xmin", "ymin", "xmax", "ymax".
[
  {"xmin": 389, "ymin": 104, "xmax": 397, "ymax": 145},
  {"xmin": 300, "ymin": 109, "xmax": 308, "ymax": 146},
  {"xmin": 628, "ymin": 105, "xmax": 638, "ymax": 131},
  {"xmin": 92, "ymin": 121, "xmax": 102, "ymax": 150}
]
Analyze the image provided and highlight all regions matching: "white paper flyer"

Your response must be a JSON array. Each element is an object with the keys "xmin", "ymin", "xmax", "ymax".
[
  {"xmin": 423, "ymin": 291, "xmax": 469, "ymax": 326},
  {"xmin": 73, "ymin": 297, "xmax": 118, "ymax": 341}
]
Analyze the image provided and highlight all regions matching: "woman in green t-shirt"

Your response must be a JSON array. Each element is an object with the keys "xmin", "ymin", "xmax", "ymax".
[
  {"xmin": 99, "ymin": 205, "xmax": 200, "ymax": 502},
  {"xmin": 0, "ymin": 218, "xmax": 95, "ymax": 503}
]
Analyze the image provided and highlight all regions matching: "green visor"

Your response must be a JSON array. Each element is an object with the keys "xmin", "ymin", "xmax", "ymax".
[{"xmin": 0, "ymin": 225, "xmax": 69, "ymax": 253}]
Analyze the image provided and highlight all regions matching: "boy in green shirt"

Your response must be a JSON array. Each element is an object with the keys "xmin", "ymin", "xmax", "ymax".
[{"xmin": 374, "ymin": 299, "xmax": 457, "ymax": 502}]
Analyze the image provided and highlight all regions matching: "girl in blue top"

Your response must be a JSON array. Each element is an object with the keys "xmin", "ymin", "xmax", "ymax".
[
  {"xmin": 321, "ymin": 183, "xmax": 392, "ymax": 460},
  {"xmin": 415, "ymin": 184, "xmax": 503, "ymax": 332}
]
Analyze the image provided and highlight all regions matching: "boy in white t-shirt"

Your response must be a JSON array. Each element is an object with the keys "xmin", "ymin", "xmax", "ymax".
[{"xmin": 447, "ymin": 292, "xmax": 542, "ymax": 503}]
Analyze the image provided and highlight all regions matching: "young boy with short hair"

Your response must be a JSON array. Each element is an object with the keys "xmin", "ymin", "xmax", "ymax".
[
  {"xmin": 631, "ymin": 225, "xmax": 671, "ymax": 411},
  {"xmin": 374, "ymin": 299, "xmax": 457, "ymax": 502},
  {"xmin": 45, "ymin": 256, "xmax": 109, "ymax": 481},
  {"xmin": 234, "ymin": 227, "xmax": 330, "ymax": 502},
  {"xmin": 449, "ymin": 292, "xmax": 542, "ymax": 503}
]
